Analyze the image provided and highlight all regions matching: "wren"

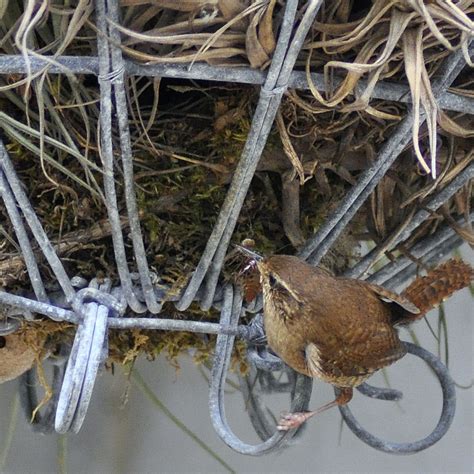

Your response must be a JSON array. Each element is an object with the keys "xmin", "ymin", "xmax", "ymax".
[{"xmin": 240, "ymin": 250, "xmax": 473, "ymax": 430}]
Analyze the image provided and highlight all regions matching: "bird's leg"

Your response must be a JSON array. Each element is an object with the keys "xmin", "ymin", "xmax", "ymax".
[{"xmin": 277, "ymin": 387, "xmax": 353, "ymax": 431}]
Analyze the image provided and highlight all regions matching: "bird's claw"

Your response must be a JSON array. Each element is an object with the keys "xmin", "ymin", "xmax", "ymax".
[{"xmin": 276, "ymin": 411, "xmax": 309, "ymax": 431}]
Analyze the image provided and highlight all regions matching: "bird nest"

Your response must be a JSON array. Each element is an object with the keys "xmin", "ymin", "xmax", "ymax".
[{"xmin": 0, "ymin": 0, "xmax": 473, "ymax": 457}]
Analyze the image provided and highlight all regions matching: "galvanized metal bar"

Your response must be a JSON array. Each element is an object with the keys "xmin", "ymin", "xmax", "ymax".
[
  {"xmin": 105, "ymin": 0, "xmax": 162, "ymax": 313},
  {"xmin": 95, "ymin": 0, "xmax": 147, "ymax": 313},
  {"xmin": 176, "ymin": 0, "xmax": 301, "ymax": 311},
  {"xmin": 299, "ymin": 45, "xmax": 471, "ymax": 266},
  {"xmin": 0, "ymin": 170, "xmax": 48, "ymax": 303},
  {"xmin": 0, "ymin": 55, "xmax": 472, "ymax": 114},
  {"xmin": 190, "ymin": 0, "xmax": 326, "ymax": 311},
  {"xmin": 347, "ymin": 163, "xmax": 474, "ymax": 278},
  {"xmin": 0, "ymin": 141, "xmax": 75, "ymax": 302}
]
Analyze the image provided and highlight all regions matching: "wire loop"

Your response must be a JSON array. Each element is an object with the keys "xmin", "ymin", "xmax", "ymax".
[
  {"xmin": 55, "ymin": 279, "xmax": 113, "ymax": 433},
  {"xmin": 339, "ymin": 341, "xmax": 456, "ymax": 453}
]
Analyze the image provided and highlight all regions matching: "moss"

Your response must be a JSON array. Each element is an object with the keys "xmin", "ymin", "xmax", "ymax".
[{"xmin": 0, "ymin": 43, "xmax": 468, "ymax": 377}]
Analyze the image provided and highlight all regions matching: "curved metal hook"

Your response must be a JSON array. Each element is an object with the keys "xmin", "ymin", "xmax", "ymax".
[
  {"xmin": 238, "ymin": 368, "xmax": 277, "ymax": 441},
  {"xmin": 71, "ymin": 285, "xmax": 127, "ymax": 317},
  {"xmin": 239, "ymin": 367, "xmax": 308, "ymax": 445},
  {"xmin": 209, "ymin": 284, "xmax": 313, "ymax": 455},
  {"xmin": 257, "ymin": 369, "xmax": 294, "ymax": 394},
  {"xmin": 55, "ymin": 279, "xmax": 113, "ymax": 433},
  {"xmin": 0, "ymin": 317, "xmax": 21, "ymax": 335},
  {"xmin": 357, "ymin": 382, "xmax": 403, "ymax": 402},
  {"xmin": 339, "ymin": 341, "xmax": 456, "ymax": 453},
  {"xmin": 246, "ymin": 346, "xmax": 285, "ymax": 372},
  {"xmin": 237, "ymin": 313, "xmax": 266, "ymax": 345}
]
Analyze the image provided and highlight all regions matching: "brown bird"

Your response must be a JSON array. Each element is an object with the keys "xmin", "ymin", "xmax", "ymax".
[{"xmin": 239, "ymin": 249, "xmax": 473, "ymax": 430}]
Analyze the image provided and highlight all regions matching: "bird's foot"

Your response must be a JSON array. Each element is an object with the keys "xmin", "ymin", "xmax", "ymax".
[
  {"xmin": 277, "ymin": 388, "xmax": 353, "ymax": 431},
  {"xmin": 276, "ymin": 411, "xmax": 313, "ymax": 431}
]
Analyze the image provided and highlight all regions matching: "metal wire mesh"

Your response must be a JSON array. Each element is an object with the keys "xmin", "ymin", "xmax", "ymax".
[{"xmin": 0, "ymin": 0, "xmax": 472, "ymax": 456}]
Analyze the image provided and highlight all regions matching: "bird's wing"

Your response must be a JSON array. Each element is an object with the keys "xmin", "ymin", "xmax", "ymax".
[
  {"xmin": 363, "ymin": 282, "xmax": 420, "ymax": 314},
  {"xmin": 305, "ymin": 319, "xmax": 406, "ymax": 381}
]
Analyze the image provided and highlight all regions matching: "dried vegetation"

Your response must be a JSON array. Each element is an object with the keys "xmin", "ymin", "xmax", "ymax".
[{"xmin": 0, "ymin": 0, "xmax": 472, "ymax": 368}]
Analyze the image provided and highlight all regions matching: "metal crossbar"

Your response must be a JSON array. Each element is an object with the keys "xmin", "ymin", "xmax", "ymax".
[
  {"xmin": 0, "ymin": 0, "xmax": 472, "ymax": 456},
  {"xmin": 0, "ymin": 56, "xmax": 473, "ymax": 115}
]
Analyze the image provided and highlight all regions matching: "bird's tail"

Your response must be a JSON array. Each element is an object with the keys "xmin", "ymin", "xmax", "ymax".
[{"xmin": 397, "ymin": 259, "xmax": 473, "ymax": 324}]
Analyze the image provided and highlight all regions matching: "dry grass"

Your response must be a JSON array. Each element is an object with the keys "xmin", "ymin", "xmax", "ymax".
[{"xmin": 0, "ymin": 0, "xmax": 472, "ymax": 365}]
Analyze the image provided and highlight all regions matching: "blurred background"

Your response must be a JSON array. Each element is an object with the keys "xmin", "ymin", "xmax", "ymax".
[{"xmin": 0, "ymin": 247, "xmax": 472, "ymax": 474}]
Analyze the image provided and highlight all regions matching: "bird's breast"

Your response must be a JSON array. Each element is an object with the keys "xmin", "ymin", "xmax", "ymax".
[{"xmin": 263, "ymin": 291, "xmax": 311, "ymax": 375}]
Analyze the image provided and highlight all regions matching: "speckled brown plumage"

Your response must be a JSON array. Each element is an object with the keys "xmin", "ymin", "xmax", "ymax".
[
  {"xmin": 400, "ymin": 259, "xmax": 474, "ymax": 321},
  {"xmin": 254, "ymin": 254, "xmax": 473, "ymax": 430}
]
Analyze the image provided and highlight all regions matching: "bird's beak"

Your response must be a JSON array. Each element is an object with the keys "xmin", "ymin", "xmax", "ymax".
[{"xmin": 234, "ymin": 244, "xmax": 263, "ymax": 261}]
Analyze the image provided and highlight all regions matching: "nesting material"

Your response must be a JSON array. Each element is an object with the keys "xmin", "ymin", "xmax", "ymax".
[
  {"xmin": 0, "ymin": 1, "xmax": 472, "ymax": 368},
  {"xmin": 0, "ymin": 331, "xmax": 43, "ymax": 383}
]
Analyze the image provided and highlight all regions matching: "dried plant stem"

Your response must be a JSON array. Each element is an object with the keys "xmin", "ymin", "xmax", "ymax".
[
  {"xmin": 57, "ymin": 434, "xmax": 68, "ymax": 474},
  {"xmin": 0, "ymin": 394, "xmax": 19, "ymax": 471}
]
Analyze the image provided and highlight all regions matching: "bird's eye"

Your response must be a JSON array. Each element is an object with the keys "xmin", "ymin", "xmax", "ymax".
[{"xmin": 269, "ymin": 274, "xmax": 288, "ymax": 293}]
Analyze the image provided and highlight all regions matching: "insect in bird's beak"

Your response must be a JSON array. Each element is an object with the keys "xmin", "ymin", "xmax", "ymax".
[
  {"xmin": 233, "ymin": 244, "xmax": 263, "ymax": 303},
  {"xmin": 234, "ymin": 244, "xmax": 263, "ymax": 278},
  {"xmin": 234, "ymin": 244, "xmax": 263, "ymax": 262}
]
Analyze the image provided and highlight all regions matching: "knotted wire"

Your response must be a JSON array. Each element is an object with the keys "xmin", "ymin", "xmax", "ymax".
[{"xmin": 0, "ymin": 0, "xmax": 470, "ymax": 456}]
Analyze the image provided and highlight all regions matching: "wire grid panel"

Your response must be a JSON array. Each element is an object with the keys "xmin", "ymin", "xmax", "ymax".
[{"xmin": 0, "ymin": 0, "xmax": 472, "ymax": 455}]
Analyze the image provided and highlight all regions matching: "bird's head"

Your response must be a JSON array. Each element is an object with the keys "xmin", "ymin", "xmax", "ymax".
[{"xmin": 235, "ymin": 246, "xmax": 305, "ymax": 306}]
